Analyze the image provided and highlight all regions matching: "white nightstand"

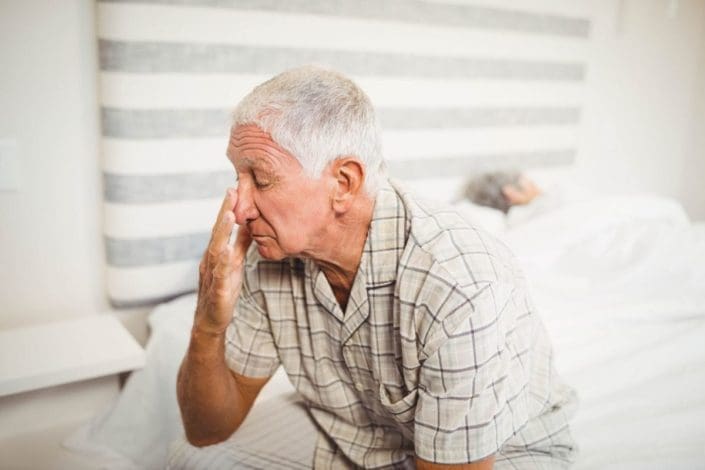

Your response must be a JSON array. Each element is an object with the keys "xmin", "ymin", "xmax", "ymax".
[
  {"xmin": 0, "ymin": 314, "xmax": 146, "ymax": 439},
  {"xmin": 0, "ymin": 314, "xmax": 145, "ymax": 397}
]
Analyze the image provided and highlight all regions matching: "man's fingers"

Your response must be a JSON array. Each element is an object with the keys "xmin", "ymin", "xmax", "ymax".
[
  {"xmin": 201, "ymin": 188, "xmax": 236, "ymax": 291},
  {"xmin": 209, "ymin": 194, "xmax": 238, "ymax": 267},
  {"xmin": 197, "ymin": 186, "xmax": 251, "ymax": 324},
  {"xmin": 213, "ymin": 188, "xmax": 237, "ymax": 232},
  {"xmin": 209, "ymin": 246, "xmax": 240, "ymax": 311},
  {"xmin": 212, "ymin": 246, "xmax": 234, "ymax": 281},
  {"xmin": 214, "ymin": 210, "xmax": 235, "ymax": 248},
  {"xmin": 231, "ymin": 225, "xmax": 253, "ymax": 261},
  {"xmin": 198, "ymin": 257, "xmax": 208, "ymax": 294}
]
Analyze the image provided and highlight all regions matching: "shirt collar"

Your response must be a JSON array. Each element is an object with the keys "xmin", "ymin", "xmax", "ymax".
[
  {"xmin": 359, "ymin": 179, "xmax": 410, "ymax": 289},
  {"xmin": 304, "ymin": 179, "xmax": 410, "ymax": 319}
]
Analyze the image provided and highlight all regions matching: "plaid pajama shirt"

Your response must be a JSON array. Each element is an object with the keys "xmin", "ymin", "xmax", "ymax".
[{"xmin": 225, "ymin": 180, "xmax": 577, "ymax": 469}]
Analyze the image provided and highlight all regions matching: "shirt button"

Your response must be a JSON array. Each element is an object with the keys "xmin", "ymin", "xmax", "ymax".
[{"xmin": 355, "ymin": 382, "xmax": 364, "ymax": 391}]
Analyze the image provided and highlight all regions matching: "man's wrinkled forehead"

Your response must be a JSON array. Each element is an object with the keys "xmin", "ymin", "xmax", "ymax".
[{"xmin": 226, "ymin": 125, "xmax": 293, "ymax": 169}]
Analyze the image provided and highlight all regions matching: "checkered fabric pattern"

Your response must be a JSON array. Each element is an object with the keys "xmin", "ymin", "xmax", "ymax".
[{"xmin": 225, "ymin": 180, "xmax": 578, "ymax": 468}]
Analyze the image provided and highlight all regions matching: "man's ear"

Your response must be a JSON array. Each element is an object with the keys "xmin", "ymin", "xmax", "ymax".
[{"xmin": 330, "ymin": 157, "xmax": 365, "ymax": 213}]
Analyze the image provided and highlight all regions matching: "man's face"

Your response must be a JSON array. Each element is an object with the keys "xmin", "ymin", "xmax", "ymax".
[{"xmin": 226, "ymin": 125, "xmax": 333, "ymax": 260}]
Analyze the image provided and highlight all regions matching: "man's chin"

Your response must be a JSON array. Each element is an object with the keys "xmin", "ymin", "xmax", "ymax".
[{"xmin": 255, "ymin": 241, "xmax": 287, "ymax": 261}]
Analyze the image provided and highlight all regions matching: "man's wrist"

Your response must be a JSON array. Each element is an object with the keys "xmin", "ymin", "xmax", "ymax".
[
  {"xmin": 192, "ymin": 322, "xmax": 228, "ymax": 338},
  {"xmin": 192, "ymin": 311, "xmax": 230, "ymax": 338},
  {"xmin": 188, "ymin": 324, "xmax": 227, "ymax": 359}
]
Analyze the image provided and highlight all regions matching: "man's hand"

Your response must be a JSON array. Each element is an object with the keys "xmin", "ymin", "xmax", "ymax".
[
  {"xmin": 194, "ymin": 188, "xmax": 252, "ymax": 336},
  {"xmin": 177, "ymin": 187, "xmax": 262, "ymax": 447}
]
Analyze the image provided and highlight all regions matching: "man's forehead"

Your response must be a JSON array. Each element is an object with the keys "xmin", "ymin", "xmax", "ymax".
[
  {"xmin": 227, "ymin": 125, "xmax": 300, "ymax": 170},
  {"xmin": 229, "ymin": 124, "xmax": 276, "ymax": 146},
  {"xmin": 228, "ymin": 148, "xmax": 277, "ymax": 174}
]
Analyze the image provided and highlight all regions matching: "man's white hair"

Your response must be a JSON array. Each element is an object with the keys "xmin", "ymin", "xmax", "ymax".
[{"xmin": 232, "ymin": 65, "xmax": 386, "ymax": 195}]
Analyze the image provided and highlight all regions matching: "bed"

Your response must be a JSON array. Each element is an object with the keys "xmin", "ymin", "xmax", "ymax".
[{"xmin": 65, "ymin": 192, "xmax": 705, "ymax": 469}]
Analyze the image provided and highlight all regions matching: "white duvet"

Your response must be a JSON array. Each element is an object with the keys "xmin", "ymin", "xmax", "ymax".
[
  {"xmin": 65, "ymin": 194, "xmax": 705, "ymax": 469},
  {"xmin": 498, "ymin": 194, "xmax": 705, "ymax": 469}
]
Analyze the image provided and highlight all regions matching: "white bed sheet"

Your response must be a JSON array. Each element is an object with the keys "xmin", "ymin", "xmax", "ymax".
[
  {"xmin": 65, "ymin": 195, "xmax": 705, "ymax": 469},
  {"xmin": 502, "ymin": 194, "xmax": 705, "ymax": 469}
]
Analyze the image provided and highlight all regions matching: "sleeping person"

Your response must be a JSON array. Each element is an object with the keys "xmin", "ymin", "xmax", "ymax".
[
  {"xmin": 175, "ymin": 66, "xmax": 578, "ymax": 469},
  {"xmin": 462, "ymin": 171, "xmax": 568, "ymax": 228},
  {"xmin": 463, "ymin": 171, "xmax": 542, "ymax": 214}
]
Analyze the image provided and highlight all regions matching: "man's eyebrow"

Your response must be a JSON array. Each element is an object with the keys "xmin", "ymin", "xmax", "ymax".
[
  {"xmin": 237, "ymin": 157, "xmax": 258, "ymax": 168},
  {"xmin": 234, "ymin": 157, "xmax": 274, "ymax": 173}
]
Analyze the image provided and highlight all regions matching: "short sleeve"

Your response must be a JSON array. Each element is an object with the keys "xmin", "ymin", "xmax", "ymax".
[
  {"xmin": 414, "ymin": 281, "xmax": 532, "ymax": 464},
  {"xmin": 224, "ymin": 282, "xmax": 280, "ymax": 378}
]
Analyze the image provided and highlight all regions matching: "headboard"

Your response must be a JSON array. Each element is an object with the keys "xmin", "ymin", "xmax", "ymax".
[{"xmin": 98, "ymin": 0, "xmax": 591, "ymax": 307}]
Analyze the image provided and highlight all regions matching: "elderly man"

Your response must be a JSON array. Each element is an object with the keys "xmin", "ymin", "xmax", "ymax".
[{"xmin": 177, "ymin": 66, "xmax": 577, "ymax": 469}]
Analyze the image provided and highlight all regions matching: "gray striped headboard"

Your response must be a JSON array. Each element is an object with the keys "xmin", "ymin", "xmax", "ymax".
[{"xmin": 98, "ymin": 0, "xmax": 591, "ymax": 308}]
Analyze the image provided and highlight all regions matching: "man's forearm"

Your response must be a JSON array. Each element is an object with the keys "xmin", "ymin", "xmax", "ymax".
[
  {"xmin": 177, "ymin": 328, "xmax": 247, "ymax": 447},
  {"xmin": 416, "ymin": 455, "xmax": 495, "ymax": 470}
]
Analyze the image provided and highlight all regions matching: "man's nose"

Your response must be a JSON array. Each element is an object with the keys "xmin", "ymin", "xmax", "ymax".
[{"xmin": 234, "ymin": 185, "xmax": 258, "ymax": 225}]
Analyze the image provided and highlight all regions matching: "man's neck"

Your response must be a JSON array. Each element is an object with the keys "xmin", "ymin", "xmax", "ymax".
[{"xmin": 310, "ymin": 195, "xmax": 375, "ymax": 311}]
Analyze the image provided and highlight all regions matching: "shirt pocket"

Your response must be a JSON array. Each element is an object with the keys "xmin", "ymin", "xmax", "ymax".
[{"xmin": 379, "ymin": 384, "xmax": 418, "ymax": 436}]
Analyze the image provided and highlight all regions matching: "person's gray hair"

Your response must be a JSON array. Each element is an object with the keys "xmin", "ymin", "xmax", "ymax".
[
  {"xmin": 232, "ymin": 65, "xmax": 386, "ymax": 195},
  {"xmin": 463, "ymin": 170, "xmax": 522, "ymax": 213}
]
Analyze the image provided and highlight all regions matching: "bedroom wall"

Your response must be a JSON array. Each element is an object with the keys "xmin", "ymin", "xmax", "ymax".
[
  {"xmin": 0, "ymin": 0, "xmax": 113, "ymax": 329},
  {"xmin": 573, "ymin": 0, "xmax": 705, "ymax": 222},
  {"xmin": 682, "ymin": 9, "xmax": 705, "ymax": 222},
  {"xmin": 0, "ymin": 0, "xmax": 704, "ymax": 330}
]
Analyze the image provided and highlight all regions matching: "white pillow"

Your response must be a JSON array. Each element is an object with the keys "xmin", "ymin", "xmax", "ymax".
[{"xmin": 453, "ymin": 201, "xmax": 506, "ymax": 235}]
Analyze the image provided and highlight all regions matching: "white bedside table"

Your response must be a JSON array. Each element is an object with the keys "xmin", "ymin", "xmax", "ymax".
[
  {"xmin": 0, "ymin": 314, "xmax": 146, "ymax": 397},
  {"xmin": 0, "ymin": 314, "xmax": 146, "ymax": 439}
]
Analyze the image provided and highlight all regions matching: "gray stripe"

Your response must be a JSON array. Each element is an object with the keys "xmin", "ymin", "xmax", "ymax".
[
  {"xmin": 106, "ymin": 232, "xmax": 209, "ymax": 267},
  {"xmin": 378, "ymin": 107, "xmax": 580, "ymax": 129},
  {"xmin": 102, "ymin": 107, "xmax": 230, "ymax": 139},
  {"xmin": 109, "ymin": 289, "xmax": 196, "ymax": 309},
  {"xmin": 102, "ymin": 107, "xmax": 581, "ymax": 139},
  {"xmin": 99, "ymin": 40, "xmax": 586, "ymax": 81},
  {"xmin": 104, "ymin": 170, "xmax": 233, "ymax": 203},
  {"xmin": 103, "ymin": 149, "xmax": 574, "ymax": 203},
  {"xmin": 99, "ymin": 0, "xmax": 590, "ymax": 38},
  {"xmin": 387, "ymin": 149, "xmax": 576, "ymax": 179}
]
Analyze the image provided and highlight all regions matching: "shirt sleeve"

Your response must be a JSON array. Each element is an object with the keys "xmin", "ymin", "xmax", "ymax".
[
  {"xmin": 224, "ymin": 281, "xmax": 280, "ymax": 378},
  {"xmin": 413, "ymin": 280, "xmax": 533, "ymax": 464}
]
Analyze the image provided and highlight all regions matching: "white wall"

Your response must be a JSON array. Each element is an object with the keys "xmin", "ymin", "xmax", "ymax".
[
  {"xmin": 575, "ymin": 0, "xmax": 705, "ymax": 218},
  {"xmin": 0, "ymin": 0, "xmax": 704, "ymax": 329},
  {"xmin": 683, "ymin": 6, "xmax": 705, "ymax": 221},
  {"xmin": 0, "ymin": 0, "xmax": 108, "ymax": 327}
]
